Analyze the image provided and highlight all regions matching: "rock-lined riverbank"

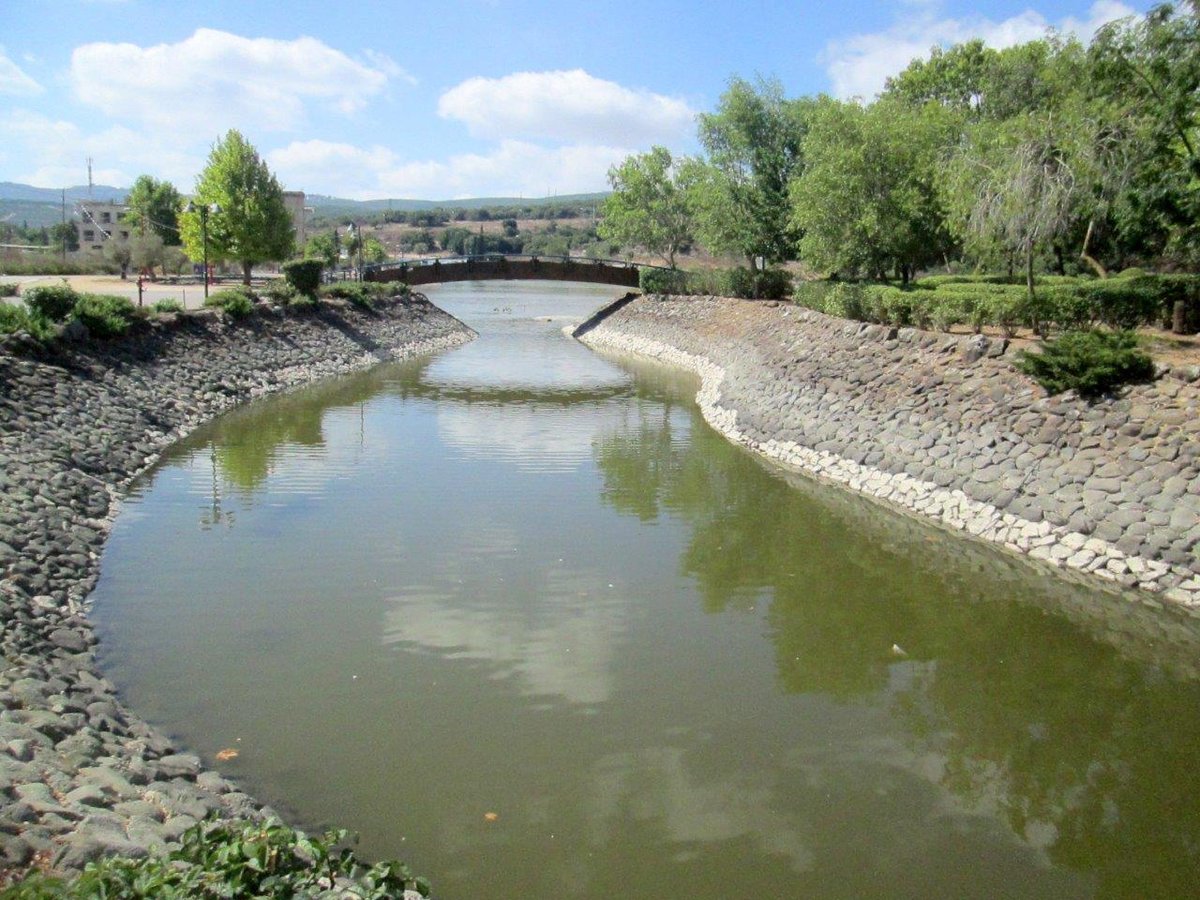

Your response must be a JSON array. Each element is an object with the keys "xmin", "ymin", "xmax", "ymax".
[
  {"xmin": 576, "ymin": 295, "xmax": 1200, "ymax": 609},
  {"xmin": 0, "ymin": 297, "xmax": 474, "ymax": 876}
]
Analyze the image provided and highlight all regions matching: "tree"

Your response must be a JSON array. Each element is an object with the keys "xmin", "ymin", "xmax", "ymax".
[
  {"xmin": 598, "ymin": 146, "xmax": 693, "ymax": 267},
  {"xmin": 362, "ymin": 236, "xmax": 387, "ymax": 264},
  {"xmin": 181, "ymin": 130, "xmax": 295, "ymax": 284},
  {"xmin": 123, "ymin": 175, "xmax": 183, "ymax": 245},
  {"xmin": 49, "ymin": 223, "xmax": 78, "ymax": 254},
  {"xmin": 304, "ymin": 231, "xmax": 340, "ymax": 268},
  {"xmin": 943, "ymin": 113, "xmax": 1084, "ymax": 298},
  {"xmin": 104, "ymin": 238, "xmax": 133, "ymax": 279},
  {"xmin": 130, "ymin": 233, "xmax": 165, "ymax": 277},
  {"xmin": 790, "ymin": 97, "xmax": 960, "ymax": 281},
  {"xmin": 687, "ymin": 78, "xmax": 813, "ymax": 266},
  {"xmin": 1090, "ymin": 3, "xmax": 1200, "ymax": 266}
]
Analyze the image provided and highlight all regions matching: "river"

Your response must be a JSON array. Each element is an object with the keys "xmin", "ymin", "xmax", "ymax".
[{"xmin": 90, "ymin": 282, "xmax": 1200, "ymax": 898}]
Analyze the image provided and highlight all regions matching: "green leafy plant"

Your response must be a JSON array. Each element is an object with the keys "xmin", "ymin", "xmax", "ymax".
[
  {"xmin": 23, "ymin": 284, "xmax": 79, "ymax": 323},
  {"xmin": 204, "ymin": 288, "xmax": 255, "ymax": 319},
  {"xmin": 71, "ymin": 293, "xmax": 140, "ymax": 337},
  {"xmin": 281, "ymin": 259, "xmax": 323, "ymax": 297},
  {"xmin": 1017, "ymin": 329, "xmax": 1155, "ymax": 398},
  {"xmin": 0, "ymin": 284, "xmax": 18, "ymax": 298},
  {"xmin": 0, "ymin": 303, "xmax": 31, "ymax": 335},
  {"xmin": 0, "ymin": 817, "xmax": 430, "ymax": 899},
  {"xmin": 638, "ymin": 267, "xmax": 689, "ymax": 294},
  {"xmin": 151, "ymin": 299, "xmax": 185, "ymax": 314}
]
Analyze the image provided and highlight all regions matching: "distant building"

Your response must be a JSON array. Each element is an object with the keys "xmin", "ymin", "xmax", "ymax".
[
  {"xmin": 282, "ymin": 191, "xmax": 310, "ymax": 249},
  {"xmin": 76, "ymin": 200, "xmax": 130, "ymax": 252}
]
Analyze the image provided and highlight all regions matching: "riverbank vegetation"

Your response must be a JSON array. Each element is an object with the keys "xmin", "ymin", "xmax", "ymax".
[{"xmin": 604, "ymin": 3, "xmax": 1200, "ymax": 340}]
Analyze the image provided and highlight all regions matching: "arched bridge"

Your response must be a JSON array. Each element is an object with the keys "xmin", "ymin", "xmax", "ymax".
[{"xmin": 363, "ymin": 255, "xmax": 657, "ymax": 288}]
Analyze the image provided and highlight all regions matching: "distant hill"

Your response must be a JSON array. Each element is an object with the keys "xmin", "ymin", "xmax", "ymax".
[
  {"xmin": 0, "ymin": 181, "xmax": 609, "ymax": 229},
  {"xmin": 0, "ymin": 182, "xmax": 126, "ymax": 203},
  {"xmin": 305, "ymin": 192, "xmax": 609, "ymax": 219}
]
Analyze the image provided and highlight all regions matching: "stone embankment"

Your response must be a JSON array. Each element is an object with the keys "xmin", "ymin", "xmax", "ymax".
[
  {"xmin": 0, "ymin": 297, "xmax": 474, "ymax": 876},
  {"xmin": 575, "ymin": 295, "xmax": 1200, "ymax": 610}
]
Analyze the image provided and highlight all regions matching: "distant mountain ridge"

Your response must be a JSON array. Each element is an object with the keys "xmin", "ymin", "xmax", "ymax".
[
  {"xmin": 0, "ymin": 182, "xmax": 127, "ymax": 203},
  {"xmin": 0, "ymin": 181, "xmax": 607, "ymax": 210},
  {"xmin": 0, "ymin": 182, "xmax": 610, "ymax": 229}
]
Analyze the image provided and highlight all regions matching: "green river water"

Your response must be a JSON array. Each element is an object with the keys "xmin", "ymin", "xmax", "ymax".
[{"xmin": 91, "ymin": 282, "xmax": 1200, "ymax": 898}]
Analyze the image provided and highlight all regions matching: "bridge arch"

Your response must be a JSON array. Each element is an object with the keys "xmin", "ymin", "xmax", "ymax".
[{"xmin": 363, "ymin": 255, "xmax": 654, "ymax": 289}]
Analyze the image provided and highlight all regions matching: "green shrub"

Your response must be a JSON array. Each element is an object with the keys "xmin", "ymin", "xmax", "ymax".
[
  {"xmin": 0, "ymin": 303, "xmax": 31, "ymax": 334},
  {"xmin": 23, "ymin": 284, "xmax": 79, "ymax": 322},
  {"xmin": 151, "ymin": 299, "xmax": 184, "ymax": 314},
  {"xmin": 639, "ymin": 267, "xmax": 689, "ymax": 294},
  {"xmin": 320, "ymin": 281, "xmax": 369, "ymax": 307},
  {"xmin": 1, "ymin": 817, "xmax": 429, "ymax": 899},
  {"xmin": 262, "ymin": 280, "xmax": 299, "ymax": 304},
  {"xmin": 1076, "ymin": 277, "xmax": 1166, "ymax": 330},
  {"xmin": 822, "ymin": 282, "xmax": 868, "ymax": 321},
  {"xmin": 754, "ymin": 268, "xmax": 793, "ymax": 299},
  {"xmin": 204, "ymin": 289, "xmax": 254, "ymax": 319},
  {"xmin": 1017, "ymin": 330, "xmax": 1155, "ymax": 398},
  {"xmin": 71, "ymin": 293, "xmax": 139, "ymax": 337},
  {"xmin": 793, "ymin": 280, "xmax": 836, "ymax": 312},
  {"xmin": 288, "ymin": 291, "xmax": 319, "ymax": 310},
  {"xmin": 0, "ymin": 283, "xmax": 18, "ymax": 298},
  {"xmin": 281, "ymin": 259, "xmax": 323, "ymax": 296}
]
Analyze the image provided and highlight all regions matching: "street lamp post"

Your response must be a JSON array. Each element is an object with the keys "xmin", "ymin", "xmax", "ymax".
[{"xmin": 185, "ymin": 201, "xmax": 221, "ymax": 299}]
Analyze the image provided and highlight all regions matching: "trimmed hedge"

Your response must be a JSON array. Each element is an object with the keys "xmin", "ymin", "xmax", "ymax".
[
  {"xmin": 794, "ymin": 273, "xmax": 1199, "ymax": 336},
  {"xmin": 281, "ymin": 259, "xmax": 323, "ymax": 296}
]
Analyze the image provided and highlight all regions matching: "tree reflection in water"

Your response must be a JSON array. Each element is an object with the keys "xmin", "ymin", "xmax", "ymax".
[{"xmin": 593, "ymin": 365, "xmax": 1200, "ymax": 897}]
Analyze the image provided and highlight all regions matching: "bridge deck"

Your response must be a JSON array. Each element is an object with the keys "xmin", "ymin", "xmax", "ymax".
[{"xmin": 364, "ymin": 255, "xmax": 646, "ymax": 288}]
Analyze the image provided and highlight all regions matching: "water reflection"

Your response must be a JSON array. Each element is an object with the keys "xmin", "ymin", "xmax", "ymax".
[{"xmin": 593, "ymin": 360, "xmax": 1200, "ymax": 896}]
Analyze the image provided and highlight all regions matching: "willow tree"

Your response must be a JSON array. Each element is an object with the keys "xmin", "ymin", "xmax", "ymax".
[
  {"xmin": 943, "ymin": 114, "xmax": 1083, "ymax": 298},
  {"xmin": 181, "ymin": 130, "xmax": 294, "ymax": 284}
]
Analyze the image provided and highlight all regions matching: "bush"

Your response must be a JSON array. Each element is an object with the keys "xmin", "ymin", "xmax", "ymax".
[
  {"xmin": 71, "ymin": 293, "xmax": 139, "ymax": 337},
  {"xmin": 0, "ymin": 303, "xmax": 31, "ymax": 334},
  {"xmin": 151, "ymin": 299, "xmax": 184, "ymax": 314},
  {"xmin": 793, "ymin": 280, "xmax": 836, "ymax": 312},
  {"xmin": 822, "ymin": 282, "xmax": 868, "ymax": 321},
  {"xmin": 23, "ymin": 284, "xmax": 79, "ymax": 322},
  {"xmin": 639, "ymin": 267, "xmax": 689, "ymax": 294},
  {"xmin": 0, "ymin": 283, "xmax": 18, "ymax": 298},
  {"xmin": 281, "ymin": 259, "xmax": 323, "ymax": 296},
  {"xmin": 1, "ymin": 817, "xmax": 429, "ymax": 899},
  {"xmin": 1017, "ymin": 330, "xmax": 1155, "ymax": 398},
  {"xmin": 755, "ymin": 268, "xmax": 793, "ymax": 300},
  {"xmin": 1075, "ymin": 277, "xmax": 1167, "ymax": 330},
  {"xmin": 320, "ymin": 281, "xmax": 369, "ymax": 307},
  {"xmin": 262, "ymin": 280, "xmax": 299, "ymax": 304},
  {"xmin": 204, "ymin": 288, "xmax": 254, "ymax": 319}
]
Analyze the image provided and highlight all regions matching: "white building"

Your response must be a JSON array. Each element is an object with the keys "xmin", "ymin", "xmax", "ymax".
[{"xmin": 75, "ymin": 200, "xmax": 131, "ymax": 252}]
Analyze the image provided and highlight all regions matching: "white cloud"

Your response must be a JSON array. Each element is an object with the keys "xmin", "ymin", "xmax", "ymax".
[
  {"xmin": 70, "ymin": 28, "xmax": 393, "ymax": 132},
  {"xmin": 0, "ymin": 48, "xmax": 43, "ymax": 96},
  {"xmin": 823, "ymin": 1, "xmax": 1136, "ymax": 100},
  {"xmin": 1, "ymin": 109, "xmax": 203, "ymax": 189},
  {"xmin": 437, "ymin": 69, "xmax": 695, "ymax": 145},
  {"xmin": 269, "ymin": 138, "xmax": 630, "ymax": 199}
]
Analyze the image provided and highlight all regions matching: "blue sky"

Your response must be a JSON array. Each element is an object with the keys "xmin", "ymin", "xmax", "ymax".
[{"xmin": 1, "ymin": 0, "xmax": 1148, "ymax": 200}]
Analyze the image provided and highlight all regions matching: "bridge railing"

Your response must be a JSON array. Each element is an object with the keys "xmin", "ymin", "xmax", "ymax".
[{"xmin": 361, "ymin": 254, "xmax": 675, "ymax": 276}]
